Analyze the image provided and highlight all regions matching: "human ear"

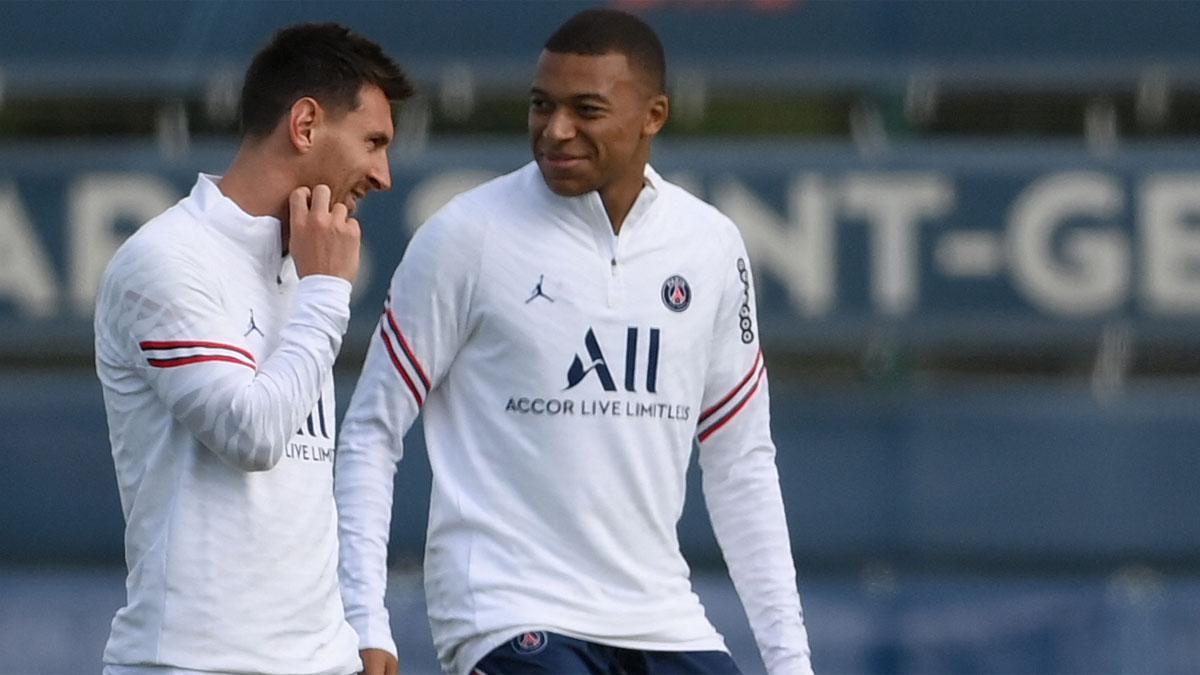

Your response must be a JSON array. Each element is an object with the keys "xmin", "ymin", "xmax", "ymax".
[
  {"xmin": 643, "ymin": 93, "xmax": 669, "ymax": 137},
  {"xmin": 288, "ymin": 97, "xmax": 322, "ymax": 153}
]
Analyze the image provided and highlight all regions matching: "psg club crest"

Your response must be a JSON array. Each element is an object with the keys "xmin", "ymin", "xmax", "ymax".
[
  {"xmin": 511, "ymin": 631, "xmax": 548, "ymax": 655},
  {"xmin": 661, "ymin": 275, "xmax": 691, "ymax": 312}
]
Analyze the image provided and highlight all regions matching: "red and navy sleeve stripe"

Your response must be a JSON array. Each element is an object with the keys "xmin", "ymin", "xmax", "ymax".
[
  {"xmin": 379, "ymin": 295, "xmax": 430, "ymax": 407},
  {"xmin": 138, "ymin": 340, "xmax": 256, "ymax": 371},
  {"xmin": 698, "ymin": 349, "xmax": 766, "ymax": 443}
]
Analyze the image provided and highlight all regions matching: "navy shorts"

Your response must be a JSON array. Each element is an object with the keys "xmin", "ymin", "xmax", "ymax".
[{"xmin": 472, "ymin": 631, "xmax": 742, "ymax": 675}]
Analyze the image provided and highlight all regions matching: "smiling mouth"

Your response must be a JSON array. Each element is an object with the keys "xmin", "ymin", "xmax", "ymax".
[{"xmin": 540, "ymin": 153, "xmax": 586, "ymax": 170}]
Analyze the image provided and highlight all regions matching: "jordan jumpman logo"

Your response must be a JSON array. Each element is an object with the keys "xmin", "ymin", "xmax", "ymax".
[
  {"xmin": 243, "ymin": 309, "xmax": 265, "ymax": 337},
  {"xmin": 526, "ymin": 274, "xmax": 554, "ymax": 303}
]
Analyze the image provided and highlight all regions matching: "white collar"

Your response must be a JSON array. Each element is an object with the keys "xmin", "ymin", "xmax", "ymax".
[
  {"xmin": 185, "ymin": 173, "xmax": 286, "ymax": 272},
  {"xmin": 531, "ymin": 162, "xmax": 662, "ymax": 235}
]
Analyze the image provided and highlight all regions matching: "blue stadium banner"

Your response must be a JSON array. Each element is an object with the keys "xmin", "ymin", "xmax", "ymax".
[{"xmin": 3, "ymin": 139, "xmax": 1200, "ymax": 351}]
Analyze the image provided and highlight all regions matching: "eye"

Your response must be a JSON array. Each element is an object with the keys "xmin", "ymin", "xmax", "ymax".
[
  {"xmin": 577, "ymin": 104, "xmax": 603, "ymax": 118},
  {"xmin": 530, "ymin": 97, "xmax": 552, "ymax": 113}
]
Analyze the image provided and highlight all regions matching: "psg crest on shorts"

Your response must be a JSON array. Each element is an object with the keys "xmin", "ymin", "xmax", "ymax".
[
  {"xmin": 511, "ymin": 631, "xmax": 548, "ymax": 655},
  {"xmin": 661, "ymin": 275, "xmax": 691, "ymax": 312}
]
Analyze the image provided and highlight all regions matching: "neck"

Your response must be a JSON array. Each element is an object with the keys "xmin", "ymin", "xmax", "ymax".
[
  {"xmin": 599, "ymin": 166, "xmax": 649, "ymax": 235},
  {"xmin": 219, "ymin": 140, "xmax": 297, "ymax": 252},
  {"xmin": 219, "ymin": 141, "xmax": 294, "ymax": 222}
]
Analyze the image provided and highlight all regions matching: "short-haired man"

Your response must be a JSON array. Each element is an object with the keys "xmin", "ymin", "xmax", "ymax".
[
  {"xmin": 336, "ymin": 9, "xmax": 812, "ymax": 675},
  {"xmin": 95, "ymin": 22, "xmax": 411, "ymax": 675}
]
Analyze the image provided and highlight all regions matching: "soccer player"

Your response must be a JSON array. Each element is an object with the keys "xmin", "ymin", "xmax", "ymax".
[
  {"xmin": 336, "ymin": 8, "xmax": 812, "ymax": 675},
  {"xmin": 94, "ymin": 23, "xmax": 411, "ymax": 675}
]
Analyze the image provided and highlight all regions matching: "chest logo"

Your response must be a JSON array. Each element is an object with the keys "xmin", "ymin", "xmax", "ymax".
[
  {"xmin": 243, "ymin": 309, "xmax": 264, "ymax": 338},
  {"xmin": 566, "ymin": 326, "xmax": 661, "ymax": 393},
  {"xmin": 294, "ymin": 395, "xmax": 331, "ymax": 439},
  {"xmin": 661, "ymin": 275, "xmax": 691, "ymax": 312},
  {"xmin": 525, "ymin": 274, "xmax": 555, "ymax": 304}
]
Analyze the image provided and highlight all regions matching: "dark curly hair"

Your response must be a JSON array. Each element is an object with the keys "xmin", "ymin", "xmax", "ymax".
[{"xmin": 544, "ymin": 9, "xmax": 666, "ymax": 93}]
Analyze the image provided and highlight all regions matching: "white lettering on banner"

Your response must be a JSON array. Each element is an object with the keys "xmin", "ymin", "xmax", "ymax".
[
  {"xmin": 935, "ymin": 231, "xmax": 1005, "ymax": 278},
  {"xmin": 1140, "ymin": 175, "xmax": 1200, "ymax": 314},
  {"xmin": 0, "ymin": 183, "xmax": 59, "ymax": 316},
  {"xmin": 68, "ymin": 174, "xmax": 178, "ymax": 316},
  {"xmin": 3, "ymin": 167, "xmax": 1200, "ymax": 323},
  {"xmin": 1009, "ymin": 172, "xmax": 1129, "ymax": 315},
  {"xmin": 842, "ymin": 173, "xmax": 955, "ymax": 316},
  {"xmin": 0, "ymin": 171, "xmax": 379, "ymax": 320},
  {"xmin": 717, "ymin": 173, "xmax": 954, "ymax": 317},
  {"xmin": 714, "ymin": 174, "xmax": 836, "ymax": 317}
]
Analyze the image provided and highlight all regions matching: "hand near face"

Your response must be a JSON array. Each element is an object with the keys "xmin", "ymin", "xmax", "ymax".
[
  {"xmin": 288, "ymin": 184, "xmax": 362, "ymax": 284},
  {"xmin": 359, "ymin": 648, "xmax": 399, "ymax": 675}
]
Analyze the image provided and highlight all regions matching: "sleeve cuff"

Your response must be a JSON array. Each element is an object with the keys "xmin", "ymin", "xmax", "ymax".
[
  {"xmin": 294, "ymin": 274, "xmax": 352, "ymax": 336},
  {"xmin": 349, "ymin": 610, "xmax": 398, "ymax": 659}
]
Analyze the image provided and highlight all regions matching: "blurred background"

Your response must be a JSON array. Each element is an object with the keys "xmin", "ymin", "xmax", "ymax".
[{"xmin": 2, "ymin": 0, "xmax": 1200, "ymax": 672}]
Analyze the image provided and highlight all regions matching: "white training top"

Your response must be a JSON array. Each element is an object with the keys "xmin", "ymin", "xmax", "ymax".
[
  {"xmin": 94, "ymin": 174, "xmax": 362, "ymax": 675},
  {"xmin": 336, "ymin": 162, "xmax": 812, "ymax": 675}
]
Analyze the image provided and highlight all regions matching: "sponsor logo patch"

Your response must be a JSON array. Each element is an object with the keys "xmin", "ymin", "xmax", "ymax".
[
  {"xmin": 565, "ymin": 326, "xmax": 660, "ymax": 393},
  {"xmin": 511, "ymin": 631, "xmax": 548, "ymax": 655},
  {"xmin": 661, "ymin": 274, "xmax": 691, "ymax": 312},
  {"xmin": 736, "ymin": 258, "xmax": 754, "ymax": 343}
]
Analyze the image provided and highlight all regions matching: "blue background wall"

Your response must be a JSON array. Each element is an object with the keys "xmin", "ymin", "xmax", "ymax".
[{"xmin": 4, "ymin": 1, "xmax": 1200, "ymax": 672}]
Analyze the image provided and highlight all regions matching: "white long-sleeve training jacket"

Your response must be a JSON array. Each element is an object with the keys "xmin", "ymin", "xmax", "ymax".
[
  {"xmin": 336, "ymin": 162, "xmax": 812, "ymax": 675},
  {"xmin": 94, "ymin": 174, "xmax": 362, "ymax": 675}
]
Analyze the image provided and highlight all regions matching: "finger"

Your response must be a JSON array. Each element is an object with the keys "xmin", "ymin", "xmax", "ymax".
[
  {"xmin": 346, "ymin": 217, "xmax": 361, "ymax": 236},
  {"xmin": 311, "ymin": 184, "xmax": 332, "ymax": 214},
  {"xmin": 289, "ymin": 187, "xmax": 311, "ymax": 221},
  {"xmin": 366, "ymin": 657, "xmax": 391, "ymax": 675},
  {"xmin": 331, "ymin": 201, "xmax": 349, "ymax": 224}
]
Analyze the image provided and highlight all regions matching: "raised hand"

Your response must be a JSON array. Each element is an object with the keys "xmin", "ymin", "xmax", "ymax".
[{"xmin": 288, "ymin": 184, "xmax": 362, "ymax": 283}]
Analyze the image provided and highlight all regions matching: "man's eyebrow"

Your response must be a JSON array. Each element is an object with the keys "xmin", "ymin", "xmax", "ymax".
[
  {"xmin": 532, "ymin": 88, "xmax": 609, "ymax": 106},
  {"xmin": 573, "ymin": 93, "xmax": 608, "ymax": 104},
  {"xmin": 530, "ymin": 87, "xmax": 608, "ymax": 103}
]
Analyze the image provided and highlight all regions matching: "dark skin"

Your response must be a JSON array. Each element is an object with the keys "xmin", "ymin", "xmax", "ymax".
[
  {"xmin": 529, "ymin": 50, "xmax": 669, "ymax": 233},
  {"xmin": 361, "ymin": 52, "xmax": 667, "ymax": 675},
  {"xmin": 360, "ymin": 647, "xmax": 398, "ymax": 675}
]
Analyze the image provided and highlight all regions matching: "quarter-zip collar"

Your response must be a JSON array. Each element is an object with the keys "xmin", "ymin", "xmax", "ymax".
[
  {"xmin": 527, "ymin": 162, "xmax": 663, "ymax": 308},
  {"xmin": 531, "ymin": 162, "xmax": 663, "ymax": 238},
  {"xmin": 182, "ymin": 173, "xmax": 287, "ymax": 280}
]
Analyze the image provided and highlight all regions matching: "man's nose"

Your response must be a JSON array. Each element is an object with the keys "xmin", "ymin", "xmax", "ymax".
[
  {"xmin": 369, "ymin": 154, "xmax": 392, "ymax": 191},
  {"xmin": 543, "ymin": 109, "xmax": 575, "ymax": 141}
]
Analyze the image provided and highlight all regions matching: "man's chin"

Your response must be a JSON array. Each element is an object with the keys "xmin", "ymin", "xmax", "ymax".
[{"xmin": 538, "ymin": 169, "xmax": 592, "ymax": 197}]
